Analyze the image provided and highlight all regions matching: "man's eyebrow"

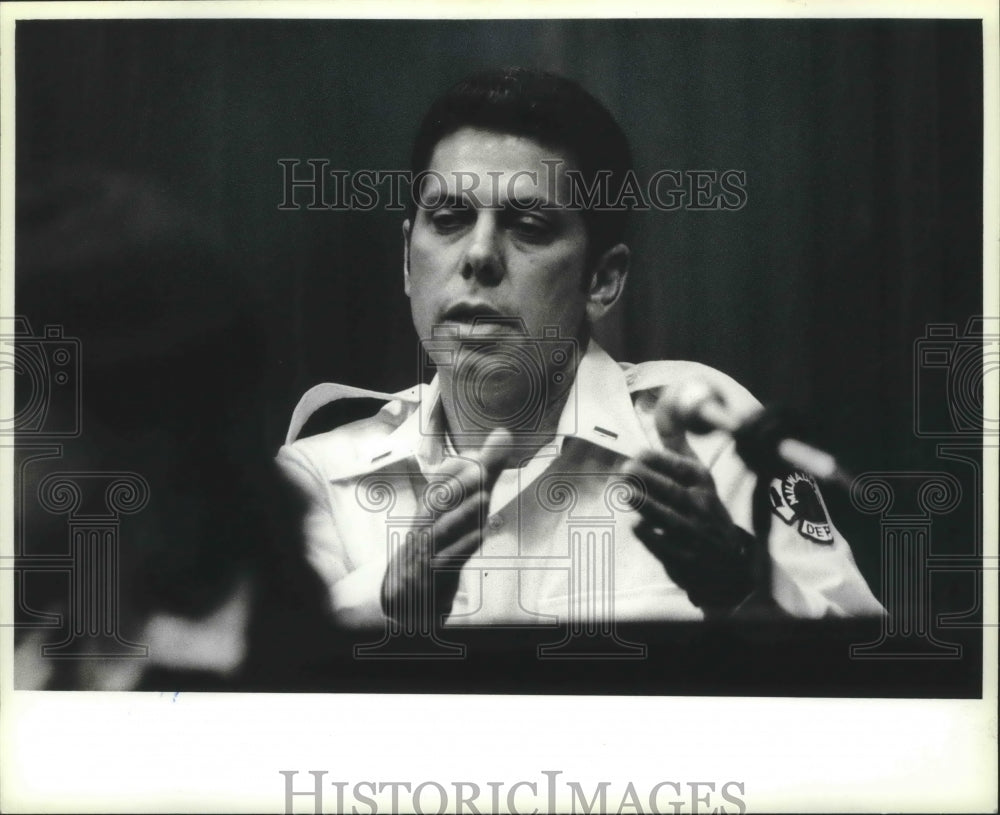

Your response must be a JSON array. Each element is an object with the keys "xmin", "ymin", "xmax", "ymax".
[
  {"xmin": 500, "ymin": 194, "xmax": 566, "ymax": 213},
  {"xmin": 420, "ymin": 192, "xmax": 475, "ymax": 210},
  {"xmin": 504, "ymin": 195, "xmax": 541, "ymax": 209},
  {"xmin": 418, "ymin": 191, "xmax": 565, "ymax": 212}
]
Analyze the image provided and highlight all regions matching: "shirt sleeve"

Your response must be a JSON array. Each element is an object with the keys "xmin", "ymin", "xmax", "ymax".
[
  {"xmin": 709, "ymin": 439, "xmax": 885, "ymax": 617},
  {"xmin": 767, "ymin": 473, "xmax": 886, "ymax": 616},
  {"xmin": 275, "ymin": 443, "xmax": 388, "ymax": 627}
]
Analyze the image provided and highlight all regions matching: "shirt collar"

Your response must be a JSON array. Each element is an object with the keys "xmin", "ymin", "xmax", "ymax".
[
  {"xmin": 553, "ymin": 338, "xmax": 649, "ymax": 461},
  {"xmin": 330, "ymin": 339, "xmax": 649, "ymax": 481}
]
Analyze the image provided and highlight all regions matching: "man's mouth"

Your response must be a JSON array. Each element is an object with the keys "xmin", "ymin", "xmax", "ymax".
[
  {"xmin": 441, "ymin": 303, "xmax": 505, "ymax": 323},
  {"xmin": 437, "ymin": 304, "xmax": 529, "ymax": 336}
]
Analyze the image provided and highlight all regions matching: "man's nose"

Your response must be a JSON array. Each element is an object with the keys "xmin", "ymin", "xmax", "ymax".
[{"xmin": 461, "ymin": 213, "xmax": 504, "ymax": 285}]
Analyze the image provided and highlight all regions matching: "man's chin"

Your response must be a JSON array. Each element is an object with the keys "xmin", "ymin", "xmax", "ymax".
[{"xmin": 453, "ymin": 371, "xmax": 547, "ymax": 432}]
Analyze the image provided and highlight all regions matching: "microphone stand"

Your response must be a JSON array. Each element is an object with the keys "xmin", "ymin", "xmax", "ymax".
[{"xmin": 748, "ymin": 474, "xmax": 776, "ymax": 613}]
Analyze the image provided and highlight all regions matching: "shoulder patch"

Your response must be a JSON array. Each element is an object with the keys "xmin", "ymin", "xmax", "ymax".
[{"xmin": 768, "ymin": 470, "xmax": 834, "ymax": 544}]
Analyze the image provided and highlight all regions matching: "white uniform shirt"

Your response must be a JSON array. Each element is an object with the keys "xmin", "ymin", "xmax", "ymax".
[{"xmin": 276, "ymin": 341, "xmax": 884, "ymax": 627}]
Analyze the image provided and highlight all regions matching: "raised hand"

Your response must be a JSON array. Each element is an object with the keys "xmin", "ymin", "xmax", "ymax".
[
  {"xmin": 380, "ymin": 428, "xmax": 513, "ymax": 625},
  {"xmin": 621, "ymin": 389, "xmax": 756, "ymax": 612}
]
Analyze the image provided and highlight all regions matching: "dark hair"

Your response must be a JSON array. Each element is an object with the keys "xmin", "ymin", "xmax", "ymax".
[{"xmin": 409, "ymin": 67, "xmax": 633, "ymax": 261}]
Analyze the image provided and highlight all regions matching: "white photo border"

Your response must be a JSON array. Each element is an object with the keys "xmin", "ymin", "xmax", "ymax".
[{"xmin": 1, "ymin": 1, "xmax": 997, "ymax": 813}]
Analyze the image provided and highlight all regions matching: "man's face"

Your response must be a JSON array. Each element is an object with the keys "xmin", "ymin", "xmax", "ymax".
[{"xmin": 404, "ymin": 127, "xmax": 592, "ymax": 346}]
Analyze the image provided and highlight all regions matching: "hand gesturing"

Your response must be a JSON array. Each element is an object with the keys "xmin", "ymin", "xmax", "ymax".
[
  {"xmin": 621, "ymin": 391, "xmax": 755, "ymax": 612},
  {"xmin": 381, "ymin": 428, "xmax": 513, "ymax": 626}
]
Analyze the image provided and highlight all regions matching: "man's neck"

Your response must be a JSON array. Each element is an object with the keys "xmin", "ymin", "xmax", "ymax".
[{"xmin": 438, "ymin": 368, "xmax": 576, "ymax": 456}]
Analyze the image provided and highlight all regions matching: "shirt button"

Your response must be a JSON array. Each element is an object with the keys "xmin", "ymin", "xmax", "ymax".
[{"xmin": 488, "ymin": 514, "xmax": 504, "ymax": 530}]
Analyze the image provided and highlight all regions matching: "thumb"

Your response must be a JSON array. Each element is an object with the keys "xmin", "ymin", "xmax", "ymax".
[
  {"xmin": 654, "ymin": 388, "xmax": 699, "ymax": 459},
  {"xmin": 429, "ymin": 428, "xmax": 514, "ymax": 508},
  {"xmin": 476, "ymin": 427, "xmax": 515, "ymax": 482}
]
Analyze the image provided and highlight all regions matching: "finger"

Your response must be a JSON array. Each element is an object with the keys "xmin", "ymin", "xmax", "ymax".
[
  {"xmin": 433, "ymin": 527, "xmax": 483, "ymax": 566},
  {"xmin": 434, "ymin": 454, "xmax": 485, "ymax": 485},
  {"xmin": 634, "ymin": 501, "xmax": 698, "ymax": 541},
  {"xmin": 430, "ymin": 428, "xmax": 513, "ymax": 510},
  {"xmin": 440, "ymin": 428, "xmax": 512, "ymax": 475},
  {"xmin": 430, "ymin": 528, "xmax": 483, "ymax": 617},
  {"xmin": 656, "ymin": 428, "xmax": 698, "ymax": 461},
  {"xmin": 621, "ymin": 459, "xmax": 697, "ymax": 515},
  {"xmin": 633, "ymin": 510, "xmax": 700, "ymax": 562},
  {"xmin": 422, "ymin": 459, "xmax": 488, "ymax": 518},
  {"xmin": 430, "ymin": 489, "xmax": 489, "ymax": 553},
  {"xmin": 475, "ymin": 427, "xmax": 515, "ymax": 483},
  {"xmin": 636, "ymin": 446, "xmax": 710, "ymax": 488},
  {"xmin": 394, "ymin": 527, "xmax": 432, "ymax": 569},
  {"xmin": 653, "ymin": 390, "xmax": 701, "ymax": 457}
]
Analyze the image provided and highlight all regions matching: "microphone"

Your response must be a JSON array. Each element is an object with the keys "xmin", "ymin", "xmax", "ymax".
[
  {"xmin": 659, "ymin": 380, "xmax": 853, "ymax": 489},
  {"xmin": 661, "ymin": 379, "xmax": 746, "ymax": 435}
]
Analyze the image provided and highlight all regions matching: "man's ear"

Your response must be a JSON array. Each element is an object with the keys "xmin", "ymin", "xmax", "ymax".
[
  {"xmin": 585, "ymin": 243, "xmax": 630, "ymax": 322},
  {"xmin": 402, "ymin": 218, "xmax": 412, "ymax": 297}
]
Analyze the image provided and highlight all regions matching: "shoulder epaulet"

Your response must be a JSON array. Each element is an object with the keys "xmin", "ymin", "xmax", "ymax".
[
  {"xmin": 285, "ymin": 382, "xmax": 419, "ymax": 445},
  {"xmin": 620, "ymin": 359, "xmax": 761, "ymax": 414},
  {"xmin": 621, "ymin": 360, "xmax": 724, "ymax": 393}
]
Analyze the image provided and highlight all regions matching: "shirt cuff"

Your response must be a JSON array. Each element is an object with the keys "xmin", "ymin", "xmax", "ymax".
[{"xmin": 328, "ymin": 560, "xmax": 388, "ymax": 627}]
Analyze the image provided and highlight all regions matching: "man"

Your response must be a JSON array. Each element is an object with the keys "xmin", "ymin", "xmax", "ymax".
[{"xmin": 277, "ymin": 67, "xmax": 883, "ymax": 629}]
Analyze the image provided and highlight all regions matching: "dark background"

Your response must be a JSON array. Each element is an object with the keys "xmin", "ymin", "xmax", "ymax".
[{"xmin": 13, "ymin": 18, "xmax": 986, "ymax": 690}]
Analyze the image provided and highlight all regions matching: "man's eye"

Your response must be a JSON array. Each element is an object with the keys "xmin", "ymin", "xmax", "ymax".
[
  {"xmin": 430, "ymin": 209, "xmax": 471, "ymax": 232},
  {"xmin": 511, "ymin": 216, "xmax": 553, "ymax": 241}
]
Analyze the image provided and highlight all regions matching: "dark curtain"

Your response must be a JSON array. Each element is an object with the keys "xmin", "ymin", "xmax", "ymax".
[{"xmin": 15, "ymin": 19, "xmax": 984, "ymax": 631}]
